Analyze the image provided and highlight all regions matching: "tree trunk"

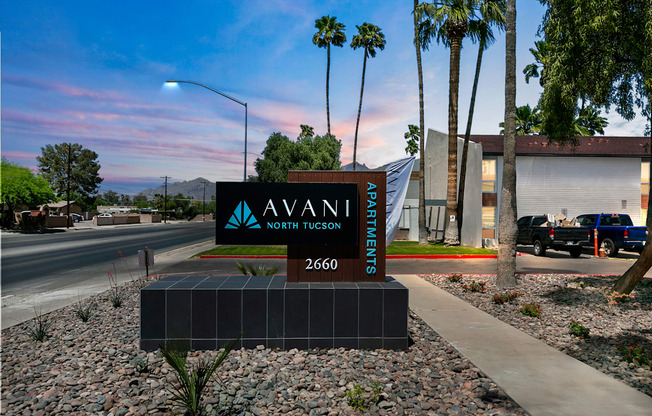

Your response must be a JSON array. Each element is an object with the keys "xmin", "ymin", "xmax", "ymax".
[
  {"xmin": 414, "ymin": 0, "xmax": 427, "ymax": 244},
  {"xmin": 326, "ymin": 43, "xmax": 331, "ymax": 137},
  {"xmin": 353, "ymin": 48, "xmax": 368, "ymax": 172},
  {"xmin": 612, "ymin": 123, "xmax": 652, "ymax": 294},
  {"xmin": 497, "ymin": 0, "xmax": 518, "ymax": 287},
  {"xmin": 444, "ymin": 36, "xmax": 462, "ymax": 246},
  {"xmin": 457, "ymin": 40, "xmax": 485, "ymax": 238}
]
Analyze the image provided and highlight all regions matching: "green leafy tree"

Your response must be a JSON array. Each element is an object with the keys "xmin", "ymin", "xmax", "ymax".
[
  {"xmin": 573, "ymin": 106, "xmax": 609, "ymax": 136},
  {"xmin": 255, "ymin": 128, "xmax": 342, "ymax": 182},
  {"xmin": 538, "ymin": 0, "xmax": 651, "ymax": 294},
  {"xmin": 496, "ymin": 0, "xmax": 517, "ymax": 287},
  {"xmin": 133, "ymin": 194, "xmax": 148, "ymax": 208},
  {"xmin": 413, "ymin": 0, "xmax": 428, "ymax": 244},
  {"xmin": 37, "ymin": 143, "xmax": 102, "ymax": 211},
  {"xmin": 457, "ymin": 0, "xmax": 506, "ymax": 237},
  {"xmin": 313, "ymin": 16, "xmax": 347, "ymax": 136},
  {"xmin": 351, "ymin": 22, "xmax": 386, "ymax": 171},
  {"xmin": 417, "ymin": 0, "xmax": 483, "ymax": 246},
  {"xmin": 0, "ymin": 159, "xmax": 55, "ymax": 227},
  {"xmin": 100, "ymin": 190, "xmax": 120, "ymax": 205},
  {"xmin": 299, "ymin": 124, "xmax": 315, "ymax": 139},
  {"xmin": 404, "ymin": 125, "xmax": 420, "ymax": 156}
]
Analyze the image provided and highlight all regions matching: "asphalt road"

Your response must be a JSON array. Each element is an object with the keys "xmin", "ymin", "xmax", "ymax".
[{"xmin": 1, "ymin": 221, "xmax": 215, "ymax": 296}]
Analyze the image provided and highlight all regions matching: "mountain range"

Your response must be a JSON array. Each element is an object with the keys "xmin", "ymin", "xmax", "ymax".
[{"xmin": 136, "ymin": 177, "xmax": 216, "ymax": 201}]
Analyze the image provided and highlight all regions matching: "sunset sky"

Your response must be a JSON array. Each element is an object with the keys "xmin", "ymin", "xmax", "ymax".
[{"xmin": 1, "ymin": 1, "xmax": 648, "ymax": 195}]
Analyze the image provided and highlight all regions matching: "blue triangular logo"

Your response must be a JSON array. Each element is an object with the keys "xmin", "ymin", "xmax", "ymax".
[{"xmin": 225, "ymin": 201, "xmax": 261, "ymax": 229}]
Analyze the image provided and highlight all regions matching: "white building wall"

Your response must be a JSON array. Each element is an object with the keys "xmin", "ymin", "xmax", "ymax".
[{"xmin": 493, "ymin": 156, "xmax": 641, "ymax": 224}]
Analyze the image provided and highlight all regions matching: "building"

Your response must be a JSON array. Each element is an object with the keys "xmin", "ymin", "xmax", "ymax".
[
  {"xmin": 400, "ymin": 129, "xmax": 650, "ymax": 248},
  {"xmin": 40, "ymin": 201, "xmax": 83, "ymax": 215}
]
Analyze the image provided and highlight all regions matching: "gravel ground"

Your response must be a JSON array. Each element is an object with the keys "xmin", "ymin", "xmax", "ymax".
[
  {"xmin": 422, "ymin": 273, "xmax": 652, "ymax": 398},
  {"xmin": 1, "ymin": 278, "xmax": 526, "ymax": 416}
]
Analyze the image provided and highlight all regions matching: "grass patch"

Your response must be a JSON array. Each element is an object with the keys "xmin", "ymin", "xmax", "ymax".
[
  {"xmin": 386, "ymin": 241, "xmax": 496, "ymax": 255},
  {"xmin": 196, "ymin": 245, "xmax": 287, "ymax": 256},
  {"xmin": 197, "ymin": 241, "xmax": 496, "ymax": 256}
]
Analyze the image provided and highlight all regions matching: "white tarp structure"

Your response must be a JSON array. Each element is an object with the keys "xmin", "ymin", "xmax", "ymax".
[{"xmin": 385, "ymin": 156, "xmax": 416, "ymax": 246}]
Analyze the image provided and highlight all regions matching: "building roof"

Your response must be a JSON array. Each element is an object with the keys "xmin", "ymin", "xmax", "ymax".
[
  {"xmin": 42, "ymin": 201, "xmax": 78, "ymax": 208},
  {"xmin": 470, "ymin": 135, "xmax": 651, "ymax": 157}
]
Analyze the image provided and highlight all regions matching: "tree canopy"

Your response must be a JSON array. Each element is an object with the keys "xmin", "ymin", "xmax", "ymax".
[
  {"xmin": 254, "ymin": 128, "xmax": 342, "ymax": 182},
  {"xmin": 538, "ymin": 0, "xmax": 651, "ymax": 141},
  {"xmin": 37, "ymin": 143, "xmax": 102, "ymax": 211},
  {"xmin": 1, "ymin": 159, "xmax": 55, "ymax": 226}
]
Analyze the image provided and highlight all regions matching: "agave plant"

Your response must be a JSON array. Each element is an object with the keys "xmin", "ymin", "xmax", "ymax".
[
  {"xmin": 236, "ymin": 262, "xmax": 278, "ymax": 276},
  {"xmin": 160, "ymin": 336, "xmax": 240, "ymax": 416}
]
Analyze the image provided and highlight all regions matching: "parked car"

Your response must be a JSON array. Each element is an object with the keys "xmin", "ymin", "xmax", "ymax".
[
  {"xmin": 576, "ymin": 213, "xmax": 647, "ymax": 256},
  {"xmin": 517, "ymin": 215, "xmax": 591, "ymax": 257},
  {"xmin": 71, "ymin": 213, "xmax": 83, "ymax": 222}
]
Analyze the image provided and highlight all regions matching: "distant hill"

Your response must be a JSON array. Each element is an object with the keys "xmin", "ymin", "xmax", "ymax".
[
  {"xmin": 136, "ymin": 177, "xmax": 216, "ymax": 201},
  {"xmin": 341, "ymin": 162, "xmax": 370, "ymax": 171}
]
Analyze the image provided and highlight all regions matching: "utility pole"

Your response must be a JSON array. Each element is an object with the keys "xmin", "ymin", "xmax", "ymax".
[
  {"xmin": 201, "ymin": 180, "xmax": 207, "ymax": 221},
  {"xmin": 160, "ymin": 176, "xmax": 170, "ymax": 224},
  {"xmin": 66, "ymin": 143, "xmax": 72, "ymax": 229}
]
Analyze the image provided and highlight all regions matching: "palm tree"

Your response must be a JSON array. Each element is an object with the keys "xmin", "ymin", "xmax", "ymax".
[
  {"xmin": 351, "ymin": 23, "xmax": 386, "ymax": 171},
  {"xmin": 523, "ymin": 40, "xmax": 549, "ymax": 86},
  {"xmin": 313, "ymin": 16, "xmax": 347, "ymax": 137},
  {"xmin": 457, "ymin": 0, "xmax": 505, "ymax": 237},
  {"xmin": 413, "ymin": 0, "xmax": 428, "ymax": 244},
  {"xmin": 573, "ymin": 106, "xmax": 609, "ymax": 136},
  {"xmin": 417, "ymin": 0, "xmax": 480, "ymax": 246},
  {"xmin": 499, "ymin": 104, "xmax": 542, "ymax": 135},
  {"xmin": 496, "ymin": 0, "xmax": 517, "ymax": 287}
]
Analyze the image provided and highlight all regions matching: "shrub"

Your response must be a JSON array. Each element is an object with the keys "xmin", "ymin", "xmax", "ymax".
[
  {"xmin": 569, "ymin": 320, "xmax": 590, "ymax": 339},
  {"xmin": 107, "ymin": 269, "xmax": 125, "ymax": 308},
  {"xmin": 461, "ymin": 281, "xmax": 486, "ymax": 292},
  {"xmin": 346, "ymin": 381, "xmax": 384, "ymax": 411},
  {"xmin": 603, "ymin": 287, "xmax": 635, "ymax": 305},
  {"xmin": 161, "ymin": 336, "xmax": 240, "ymax": 416},
  {"xmin": 25, "ymin": 307, "xmax": 52, "ymax": 342},
  {"xmin": 617, "ymin": 344, "xmax": 650, "ymax": 367},
  {"xmin": 492, "ymin": 292, "xmax": 520, "ymax": 304},
  {"xmin": 519, "ymin": 303, "xmax": 541, "ymax": 317},
  {"xmin": 447, "ymin": 274, "xmax": 462, "ymax": 283}
]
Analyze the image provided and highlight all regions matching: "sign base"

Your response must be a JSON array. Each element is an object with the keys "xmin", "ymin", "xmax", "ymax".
[{"xmin": 140, "ymin": 275, "xmax": 408, "ymax": 351}]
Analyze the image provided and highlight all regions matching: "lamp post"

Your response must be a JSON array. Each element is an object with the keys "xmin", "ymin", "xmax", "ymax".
[{"xmin": 166, "ymin": 80, "xmax": 248, "ymax": 182}]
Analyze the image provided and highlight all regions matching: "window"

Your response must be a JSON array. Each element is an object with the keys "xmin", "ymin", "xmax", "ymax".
[
  {"xmin": 532, "ymin": 216, "xmax": 547, "ymax": 227},
  {"xmin": 482, "ymin": 159, "xmax": 496, "ymax": 192}
]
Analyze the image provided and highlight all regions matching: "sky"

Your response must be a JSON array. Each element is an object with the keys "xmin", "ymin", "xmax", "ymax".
[{"xmin": 1, "ymin": 0, "xmax": 648, "ymax": 195}]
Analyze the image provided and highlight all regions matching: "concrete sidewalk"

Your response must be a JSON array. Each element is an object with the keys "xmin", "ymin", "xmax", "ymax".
[{"xmin": 394, "ymin": 274, "xmax": 652, "ymax": 416}]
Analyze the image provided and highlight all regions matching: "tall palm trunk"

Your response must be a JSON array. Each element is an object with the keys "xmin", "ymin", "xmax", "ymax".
[
  {"xmin": 458, "ymin": 39, "xmax": 486, "ymax": 237},
  {"xmin": 612, "ymin": 118, "xmax": 652, "ymax": 294},
  {"xmin": 496, "ymin": 0, "xmax": 517, "ymax": 287},
  {"xmin": 353, "ymin": 47, "xmax": 368, "ymax": 172},
  {"xmin": 326, "ymin": 43, "xmax": 331, "ymax": 137},
  {"xmin": 444, "ymin": 36, "xmax": 462, "ymax": 246},
  {"xmin": 414, "ymin": 0, "xmax": 427, "ymax": 244}
]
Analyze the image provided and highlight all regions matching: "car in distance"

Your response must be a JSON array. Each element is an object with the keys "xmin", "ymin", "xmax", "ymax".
[{"xmin": 71, "ymin": 213, "xmax": 83, "ymax": 222}]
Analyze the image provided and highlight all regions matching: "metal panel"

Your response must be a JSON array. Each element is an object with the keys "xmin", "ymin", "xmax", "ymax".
[{"xmin": 515, "ymin": 157, "xmax": 641, "ymax": 223}]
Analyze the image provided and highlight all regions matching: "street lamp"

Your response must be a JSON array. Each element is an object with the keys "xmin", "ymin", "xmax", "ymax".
[{"xmin": 165, "ymin": 80, "xmax": 248, "ymax": 182}]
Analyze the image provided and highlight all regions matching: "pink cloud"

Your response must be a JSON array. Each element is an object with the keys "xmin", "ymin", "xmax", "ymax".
[
  {"xmin": 2, "ymin": 74, "xmax": 125, "ymax": 101},
  {"xmin": 1, "ymin": 150, "xmax": 39, "ymax": 160}
]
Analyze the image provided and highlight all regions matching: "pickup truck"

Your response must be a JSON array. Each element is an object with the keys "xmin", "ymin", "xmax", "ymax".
[
  {"xmin": 575, "ymin": 213, "xmax": 648, "ymax": 256},
  {"xmin": 517, "ymin": 215, "xmax": 591, "ymax": 257}
]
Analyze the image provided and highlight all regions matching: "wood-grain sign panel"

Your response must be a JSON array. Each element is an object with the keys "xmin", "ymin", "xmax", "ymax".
[{"xmin": 288, "ymin": 171, "xmax": 386, "ymax": 282}]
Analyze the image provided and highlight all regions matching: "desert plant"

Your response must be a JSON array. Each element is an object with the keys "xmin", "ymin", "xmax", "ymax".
[
  {"xmin": 461, "ymin": 280, "xmax": 486, "ymax": 292},
  {"xmin": 603, "ymin": 287, "xmax": 635, "ymax": 305},
  {"xmin": 236, "ymin": 262, "xmax": 278, "ymax": 276},
  {"xmin": 107, "ymin": 269, "xmax": 125, "ymax": 308},
  {"xmin": 117, "ymin": 250, "xmax": 136, "ymax": 281},
  {"xmin": 346, "ymin": 384, "xmax": 366, "ymax": 411},
  {"xmin": 161, "ymin": 336, "xmax": 240, "ymax": 416},
  {"xmin": 569, "ymin": 320, "xmax": 590, "ymax": 339},
  {"xmin": 73, "ymin": 295, "xmax": 96, "ymax": 322},
  {"xmin": 492, "ymin": 291, "xmax": 520, "ymax": 304},
  {"xmin": 134, "ymin": 355, "xmax": 150, "ymax": 373},
  {"xmin": 447, "ymin": 274, "xmax": 462, "ymax": 282},
  {"xmin": 25, "ymin": 307, "xmax": 52, "ymax": 342},
  {"xmin": 519, "ymin": 303, "xmax": 541, "ymax": 317},
  {"xmin": 617, "ymin": 344, "xmax": 650, "ymax": 367}
]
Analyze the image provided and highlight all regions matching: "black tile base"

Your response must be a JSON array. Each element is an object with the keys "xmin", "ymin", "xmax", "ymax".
[{"xmin": 140, "ymin": 275, "xmax": 408, "ymax": 351}]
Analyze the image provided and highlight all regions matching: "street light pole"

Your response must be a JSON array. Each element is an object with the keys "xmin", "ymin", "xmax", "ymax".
[{"xmin": 166, "ymin": 80, "xmax": 248, "ymax": 182}]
